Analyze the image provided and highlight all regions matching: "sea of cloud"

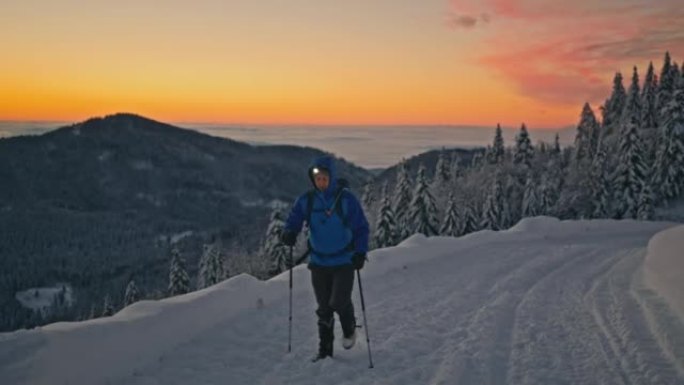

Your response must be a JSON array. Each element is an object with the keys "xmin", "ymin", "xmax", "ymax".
[{"xmin": 0, "ymin": 121, "xmax": 574, "ymax": 169}]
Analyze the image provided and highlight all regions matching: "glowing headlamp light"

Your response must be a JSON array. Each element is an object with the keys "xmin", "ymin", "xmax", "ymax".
[{"xmin": 312, "ymin": 167, "xmax": 329, "ymax": 175}]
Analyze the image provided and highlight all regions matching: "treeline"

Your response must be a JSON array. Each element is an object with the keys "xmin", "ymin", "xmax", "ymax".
[{"xmin": 258, "ymin": 52, "xmax": 684, "ymax": 272}]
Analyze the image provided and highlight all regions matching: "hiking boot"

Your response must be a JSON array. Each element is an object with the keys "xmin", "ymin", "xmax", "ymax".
[
  {"xmin": 312, "ymin": 316, "xmax": 334, "ymax": 362},
  {"xmin": 342, "ymin": 328, "xmax": 357, "ymax": 350},
  {"xmin": 341, "ymin": 317, "xmax": 357, "ymax": 350},
  {"xmin": 311, "ymin": 339, "xmax": 333, "ymax": 362},
  {"xmin": 311, "ymin": 351, "xmax": 329, "ymax": 362}
]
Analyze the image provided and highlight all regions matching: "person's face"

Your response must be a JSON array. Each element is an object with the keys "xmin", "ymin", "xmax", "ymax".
[{"xmin": 314, "ymin": 172, "xmax": 330, "ymax": 191}]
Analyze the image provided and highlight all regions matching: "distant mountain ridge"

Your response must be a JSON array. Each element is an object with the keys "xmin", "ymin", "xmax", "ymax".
[
  {"xmin": 1, "ymin": 113, "xmax": 370, "ymax": 208},
  {"xmin": 0, "ymin": 113, "xmax": 372, "ymax": 331}
]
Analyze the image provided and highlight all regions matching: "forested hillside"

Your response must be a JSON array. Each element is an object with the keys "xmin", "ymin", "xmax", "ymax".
[{"xmin": 0, "ymin": 113, "xmax": 371, "ymax": 331}]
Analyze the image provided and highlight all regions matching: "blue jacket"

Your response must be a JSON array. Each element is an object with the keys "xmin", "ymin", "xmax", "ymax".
[{"xmin": 284, "ymin": 155, "xmax": 369, "ymax": 267}]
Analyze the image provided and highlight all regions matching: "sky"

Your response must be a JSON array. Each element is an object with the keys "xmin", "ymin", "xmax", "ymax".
[{"xmin": 1, "ymin": 0, "xmax": 682, "ymax": 128}]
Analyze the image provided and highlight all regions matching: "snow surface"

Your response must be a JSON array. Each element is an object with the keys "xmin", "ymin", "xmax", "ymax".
[
  {"xmin": 14, "ymin": 284, "xmax": 74, "ymax": 313},
  {"xmin": 2, "ymin": 218, "xmax": 684, "ymax": 385},
  {"xmin": 645, "ymin": 224, "xmax": 684, "ymax": 320}
]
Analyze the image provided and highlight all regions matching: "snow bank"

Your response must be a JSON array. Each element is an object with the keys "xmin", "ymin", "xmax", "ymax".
[
  {"xmin": 510, "ymin": 216, "xmax": 671, "ymax": 240},
  {"xmin": 508, "ymin": 216, "xmax": 561, "ymax": 233},
  {"xmin": 7, "ymin": 274, "xmax": 275, "ymax": 385},
  {"xmin": 644, "ymin": 224, "xmax": 684, "ymax": 321}
]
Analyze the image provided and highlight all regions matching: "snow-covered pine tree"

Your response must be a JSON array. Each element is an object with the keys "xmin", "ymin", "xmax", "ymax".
[
  {"xmin": 575, "ymin": 103, "xmax": 600, "ymax": 161},
  {"xmin": 590, "ymin": 142, "xmax": 612, "ymax": 218},
  {"xmin": 461, "ymin": 200, "xmax": 480, "ymax": 235},
  {"xmin": 522, "ymin": 171, "xmax": 541, "ymax": 217},
  {"xmin": 657, "ymin": 52, "xmax": 676, "ymax": 126},
  {"xmin": 484, "ymin": 145, "xmax": 493, "ymax": 165},
  {"xmin": 101, "ymin": 294, "xmax": 114, "ymax": 317},
  {"xmin": 262, "ymin": 208, "xmax": 289, "ymax": 275},
  {"xmin": 637, "ymin": 173, "xmax": 655, "ymax": 220},
  {"xmin": 641, "ymin": 61, "xmax": 659, "ymax": 130},
  {"xmin": 374, "ymin": 181, "xmax": 397, "ymax": 248},
  {"xmin": 551, "ymin": 133, "xmax": 562, "ymax": 160},
  {"xmin": 481, "ymin": 187, "xmax": 498, "ymax": 230},
  {"xmin": 641, "ymin": 61, "xmax": 660, "ymax": 162},
  {"xmin": 393, "ymin": 161, "xmax": 413, "ymax": 240},
  {"xmin": 124, "ymin": 279, "xmax": 139, "ymax": 306},
  {"xmin": 621, "ymin": 66, "xmax": 642, "ymax": 128},
  {"xmin": 561, "ymin": 103, "xmax": 602, "ymax": 218},
  {"xmin": 490, "ymin": 124, "xmax": 505, "ymax": 164},
  {"xmin": 481, "ymin": 173, "xmax": 507, "ymax": 230},
  {"xmin": 408, "ymin": 164, "xmax": 439, "ymax": 236},
  {"xmin": 538, "ymin": 175, "xmax": 556, "ymax": 216},
  {"xmin": 434, "ymin": 148, "xmax": 451, "ymax": 188},
  {"xmin": 503, "ymin": 175, "xmax": 520, "ymax": 227},
  {"xmin": 440, "ymin": 192, "xmax": 462, "ymax": 236},
  {"xmin": 450, "ymin": 152, "xmax": 463, "ymax": 181},
  {"xmin": 538, "ymin": 141, "xmax": 548, "ymax": 155},
  {"xmin": 207, "ymin": 242, "xmax": 226, "ymax": 285},
  {"xmin": 471, "ymin": 152, "xmax": 484, "ymax": 169},
  {"xmin": 197, "ymin": 244, "xmax": 210, "ymax": 289},
  {"xmin": 653, "ymin": 88, "xmax": 684, "ymax": 202},
  {"xmin": 197, "ymin": 241, "xmax": 225, "ymax": 289},
  {"xmin": 361, "ymin": 180, "xmax": 375, "ymax": 212},
  {"xmin": 168, "ymin": 245, "xmax": 190, "ymax": 296},
  {"xmin": 602, "ymin": 72, "xmax": 627, "ymax": 136},
  {"xmin": 514, "ymin": 123, "xmax": 534, "ymax": 167},
  {"xmin": 613, "ymin": 120, "xmax": 647, "ymax": 219}
]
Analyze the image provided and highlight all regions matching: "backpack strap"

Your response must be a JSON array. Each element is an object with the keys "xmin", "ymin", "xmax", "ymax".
[
  {"xmin": 333, "ymin": 188, "xmax": 350, "ymax": 229},
  {"xmin": 305, "ymin": 186, "xmax": 355, "ymax": 259},
  {"xmin": 306, "ymin": 189, "xmax": 316, "ymax": 226},
  {"xmin": 306, "ymin": 187, "xmax": 349, "ymax": 228}
]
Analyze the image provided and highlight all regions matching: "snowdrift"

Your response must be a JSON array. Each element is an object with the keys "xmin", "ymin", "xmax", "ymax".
[{"xmin": 645, "ymin": 224, "xmax": 684, "ymax": 321}]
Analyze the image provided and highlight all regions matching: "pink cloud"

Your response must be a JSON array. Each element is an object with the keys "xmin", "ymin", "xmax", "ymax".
[{"xmin": 449, "ymin": 0, "xmax": 684, "ymax": 106}]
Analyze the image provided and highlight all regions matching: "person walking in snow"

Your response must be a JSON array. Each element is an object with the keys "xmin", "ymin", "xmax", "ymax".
[{"xmin": 281, "ymin": 155, "xmax": 370, "ymax": 362}]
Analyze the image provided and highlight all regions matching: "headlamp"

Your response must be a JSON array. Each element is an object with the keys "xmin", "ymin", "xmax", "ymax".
[{"xmin": 312, "ymin": 167, "xmax": 329, "ymax": 176}]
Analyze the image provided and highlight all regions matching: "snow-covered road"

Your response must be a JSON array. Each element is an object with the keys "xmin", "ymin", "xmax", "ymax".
[{"xmin": 2, "ymin": 218, "xmax": 683, "ymax": 385}]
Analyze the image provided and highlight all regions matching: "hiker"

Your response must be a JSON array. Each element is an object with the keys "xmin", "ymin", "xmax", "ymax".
[{"xmin": 281, "ymin": 155, "xmax": 370, "ymax": 361}]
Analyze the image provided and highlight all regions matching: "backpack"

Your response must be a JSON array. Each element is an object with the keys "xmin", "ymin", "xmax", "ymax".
[
  {"xmin": 303, "ymin": 178, "xmax": 356, "ymax": 259},
  {"xmin": 305, "ymin": 178, "xmax": 351, "ymax": 229}
]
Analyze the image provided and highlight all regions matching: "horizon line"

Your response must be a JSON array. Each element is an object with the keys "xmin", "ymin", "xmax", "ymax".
[{"xmin": 0, "ymin": 116, "xmax": 575, "ymax": 131}]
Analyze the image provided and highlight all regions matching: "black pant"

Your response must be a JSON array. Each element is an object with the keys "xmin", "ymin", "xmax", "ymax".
[{"xmin": 310, "ymin": 264, "xmax": 356, "ymax": 344}]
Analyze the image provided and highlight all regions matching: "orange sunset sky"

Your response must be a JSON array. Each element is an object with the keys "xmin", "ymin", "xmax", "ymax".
[{"xmin": 1, "ymin": 0, "xmax": 682, "ymax": 128}]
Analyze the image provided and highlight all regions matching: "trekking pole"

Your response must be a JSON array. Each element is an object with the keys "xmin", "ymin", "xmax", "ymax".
[
  {"xmin": 356, "ymin": 270, "xmax": 374, "ymax": 368},
  {"xmin": 288, "ymin": 246, "xmax": 293, "ymax": 353}
]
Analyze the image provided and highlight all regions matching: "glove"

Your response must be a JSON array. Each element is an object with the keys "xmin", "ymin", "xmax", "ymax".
[
  {"xmin": 281, "ymin": 231, "xmax": 297, "ymax": 247},
  {"xmin": 352, "ymin": 252, "xmax": 367, "ymax": 270}
]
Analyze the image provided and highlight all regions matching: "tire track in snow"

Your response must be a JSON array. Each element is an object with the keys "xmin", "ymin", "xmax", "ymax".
[
  {"xmin": 507, "ymin": 245, "xmax": 630, "ymax": 385},
  {"xmin": 425, "ymin": 240, "xmax": 590, "ymax": 385},
  {"xmin": 588, "ymin": 248, "xmax": 684, "ymax": 385},
  {"xmin": 111, "ymin": 224, "xmax": 683, "ymax": 385},
  {"xmin": 632, "ymin": 271, "xmax": 684, "ymax": 380}
]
